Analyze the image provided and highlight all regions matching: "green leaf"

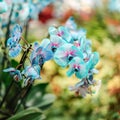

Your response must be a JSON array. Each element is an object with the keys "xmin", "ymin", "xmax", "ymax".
[
  {"xmin": 26, "ymin": 83, "xmax": 48, "ymax": 107},
  {"xmin": 8, "ymin": 107, "xmax": 45, "ymax": 120},
  {"xmin": 26, "ymin": 83, "xmax": 56, "ymax": 110},
  {"xmin": 28, "ymin": 83, "xmax": 48, "ymax": 97},
  {"xmin": 38, "ymin": 94, "xmax": 56, "ymax": 110},
  {"xmin": 11, "ymin": 60, "xmax": 19, "ymax": 68}
]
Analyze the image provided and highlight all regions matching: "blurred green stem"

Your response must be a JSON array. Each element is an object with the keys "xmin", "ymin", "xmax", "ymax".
[
  {"xmin": 13, "ymin": 84, "xmax": 32, "ymax": 113},
  {"xmin": 5, "ymin": 3, "xmax": 14, "ymax": 46},
  {"xmin": 0, "ymin": 81, "xmax": 14, "ymax": 108},
  {"xmin": 24, "ymin": 20, "xmax": 29, "ymax": 40}
]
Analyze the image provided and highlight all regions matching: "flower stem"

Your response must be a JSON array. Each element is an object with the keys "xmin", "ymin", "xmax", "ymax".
[
  {"xmin": 5, "ymin": 3, "xmax": 14, "ymax": 47},
  {"xmin": 0, "ymin": 80, "xmax": 14, "ymax": 108},
  {"xmin": 21, "ymin": 36, "xmax": 29, "ymax": 46},
  {"xmin": 0, "ymin": 44, "xmax": 32, "ymax": 110},
  {"xmin": 13, "ymin": 84, "xmax": 32, "ymax": 113},
  {"xmin": 24, "ymin": 20, "xmax": 29, "ymax": 41}
]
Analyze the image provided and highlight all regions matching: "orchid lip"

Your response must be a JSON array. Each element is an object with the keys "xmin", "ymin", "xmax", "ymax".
[
  {"xmin": 57, "ymin": 31, "xmax": 64, "ymax": 37},
  {"xmin": 52, "ymin": 47, "xmax": 57, "ymax": 53},
  {"xmin": 68, "ymin": 56, "xmax": 73, "ymax": 61},
  {"xmin": 74, "ymin": 68, "xmax": 79, "ymax": 72}
]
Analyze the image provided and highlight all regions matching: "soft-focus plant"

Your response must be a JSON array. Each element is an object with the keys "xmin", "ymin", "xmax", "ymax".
[
  {"xmin": 2, "ymin": 0, "xmax": 120, "ymax": 120},
  {"xmin": 0, "ymin": 0, "xmax": 58, "ymax": 119},
  {"xmin": 0, "ymin": 13, "xmax": 100, "ymax": 119}
]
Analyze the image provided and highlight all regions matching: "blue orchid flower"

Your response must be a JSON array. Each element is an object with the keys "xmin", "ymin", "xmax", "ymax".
[
  {"xmin": 65, "ymin": 17, "xmax": 87, "ymax": 44},
  {"xmin": 72, "ymin": 30, "xmax": 86, "ymax": 51},
  {"xmin": 39, "ymin": 38, "xmax": 50, "ymax": 49},
  {"xmin": 16, "ymin": 3, "xmax": 29, "ymax": 22},
  {"xmin": 11, "ymin": 24, "xmax": 22, "ymax": 42},
  {"xmin": 69, "ymin": 78, "xmax": 101, "ymax": 97},
  {"xmin": 7, "ymin": 24, "xmax": 22, "ymax": 57},
  {"xmin": 48, "ymin": 26, "xmax": 73, "ymax": 43},
  {"xmin": 88, "ymin": 52, "xmax": 99, "ymax": 69},
  {"xmin": 30, "ymin": 42, "xmax": 40, "ymax": 63},
  {"xmin": 65, "ymin": 18, "xmax": 88, "ymax": 54},
  {"xmin": 69, "ymin": 80, "xmax": 90, "ymax": 97},
  {"xmin": 3, "ymin": 67, "xmax": 22, "ymax": 81},
  {"xmin": 78, "ymin": 29, "xmax": 87, "ymax": 36},
  {"xmin": 49, "ymin": 35, "xmax": 67, "ymax": 53},
  {"xmin": 7, "ymin": 37, "xmax": 22, "ymax": 57},
  {"xmin": 30, "ymin": 41, "xmax": 53, "ymax": 66},
  {"xmin": 66, "ymin": 57, "xmax": 90, "ymax": 79},
  {"xmin": 21, "ymin": 65, "xmax": 41, "ymax": 86},
  {"xmin": 65, "ymin": 16, "xmax": 77, "ymax": 30},
  {"xmin": 54, "ymin": 43, "xmax": 83, "ymax": 67},
  {"xmin": 71, "ymin": 28, "xmax": 86, "ymax": 42},
  {"xmin": 0, "ymin": 0, "xmax": 8, "ymax": 14},
  {"xmin": 82, "ymin": 39, "xmax": 92, "ymax": 61}
]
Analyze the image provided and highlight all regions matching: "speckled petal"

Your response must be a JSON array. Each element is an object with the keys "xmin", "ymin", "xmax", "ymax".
[
  {"xmin": 9, "ymin": 44, "xmax": 22, "ymax": 57},
  {"xmin": 58, "ymin": 26, "xmax": 72, "ymax": 42},
  {"xmin": 48, "ymin": 26, "xmax": 58, "ymax": 35},
  {"xmin": 66, "ymin": 67, "xmax": 74, "ymax": 77},
  {"xmin": 65, "ymin": 16, "xmax": 77, "ymax": 30}
]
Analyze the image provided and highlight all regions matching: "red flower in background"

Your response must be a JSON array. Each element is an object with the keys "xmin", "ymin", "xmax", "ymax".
[{"xmin": 38, "ymin": 5, "xmax": 54, "ymax": 24}]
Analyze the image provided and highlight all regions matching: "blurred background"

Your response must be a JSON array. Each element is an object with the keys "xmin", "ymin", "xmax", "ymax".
[{"xmin": 0, "ymin": 0, "xmax": 120, "ymax": 120}]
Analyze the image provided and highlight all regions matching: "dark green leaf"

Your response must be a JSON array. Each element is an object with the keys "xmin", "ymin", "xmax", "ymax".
[
  {"xmin": 26, "ymin": 83, "xmax": 56, "ymax": 110},
  {"xmin": 26, "ymin": 83, "xmax": 48, "ymax": 107},
  {"xmin": 38, "ymin": 94, "xmax": 56, "ymax": 110},
  {"xmin": 7, "ymin": 107, "xmax": 44, "ymax": 120},
  {"xmin": 11, "ymin": 60, "xmax": 19, "ymax": 68}
]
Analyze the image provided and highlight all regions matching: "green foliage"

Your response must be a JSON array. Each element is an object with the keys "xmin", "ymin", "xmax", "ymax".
[
  {"xmin": 26, "ymin": 83, "xmax": 56, "ymax": 110},
  {"xmin": 8, "ymin": 107, "xmax": 44, "ymax": 120},
  {"xmin": 1, "ymin": 3, "xmax": 120, "ymax": 120}
]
